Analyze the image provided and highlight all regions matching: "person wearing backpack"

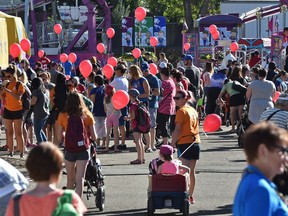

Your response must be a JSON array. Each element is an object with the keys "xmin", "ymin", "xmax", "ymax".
[
  {"xmin": 0, "ymin": 65, "xmax": 25, "ymax": 158},
  {"xmin": 124, "ymin": 89, "xmax": 150, "ymax": 165},
  {"xmin": 5, "ymin": 142, "xmax": 87, "ymax": 216},
  {"xmin": 30, "ymin": 78, "xmax": 50, "ymax": 144},
  {"xmin": 56, "ymin": 92, "xmax": 97, "ymax": 197}
]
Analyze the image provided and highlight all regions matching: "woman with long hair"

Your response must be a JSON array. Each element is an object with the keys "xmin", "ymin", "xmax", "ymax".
[
  {"xmin": 273, "ymin": 70, "xmax": 288, "ymax": 93},
  {"xmin": 0, "ymin": 64, "xmax": 25, "ymax": 157},
  {"xmin": 56, "ymin": 92, "xmax": 97, "ymax": 197},
  {"xmin": 30, "ymin": 77, "xmax": 50, "ymax": 144}
]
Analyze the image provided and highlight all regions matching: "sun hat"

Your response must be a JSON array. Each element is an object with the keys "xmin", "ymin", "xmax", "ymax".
[{"xmin": 160, "ymin": 145, "xmax": 174, "ymax": 155}]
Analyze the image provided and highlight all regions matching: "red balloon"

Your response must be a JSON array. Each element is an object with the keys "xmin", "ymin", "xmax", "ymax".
[
  {"xmin": 132, "ymin": 48, "xmax": 141, "ymax": 59},
  {"xmin": 54, "ymin": 24, "xmax": 62, "ymax": 35},
  {"xmin": 107, "ymin": 57, "xmax": 118, "ymax": 67},
  {"xmin": 97, "ymin": 43, "xmax": 105, "ymax": 53},
  {"xmin": 60, "ymin": 53, "xmax": 68, "ymax": 63},
  {"xmin": 230, "ymin": 42, "xmax": 239, "ymax": 52},
  {"xmin": 212, "ymin": 31, "xmax": 220, "ymax": 40},
  {"xmin": 149, "ymin": 63, "xmax": 158, "ymax": 75},
  {"xmin": 183, "ymin": 43, "xmax": 190, "ymax": 51},
  {"xmin": 20, "ymin": 39, "xmax": 31, "ymax": 52},
  {"xmin": 79, "ymin": 60, "xmax": 92, "ymax": 78},
  {"xmin": 106, "ymin": 27, "xmax": 115, "ymax": 39},
  {"xmin": 209, "ymin": 24, "xmax": 217, "ymax": 34},
  {"xmin": 38, "ymin": 50, "xmax": 44, "ymax": 58},
  {"xmin": 112, "ymin": 90, "xmax": 129, "ymax": 110},
  {"xmin": 9, "ymin": 43, "xmax": 21, "ymax": 58},
  {"xmin": 203, "ymin": 114, "xmax": 222, "ymax": 133},
  {"xmin": 68, "ymin": 53, "xmax": 77, "ymax": 63},
  {"xmin": 103, "ymin": 64, "xmax": 114, "ymax": 79},
  {"xmin": 150, "ymin": 36, "xmax": 158, "ymax": 47},
  {"xmin": 273, "ymin": 91, "xmax": 281, "ymax": 102},
  {"xmin": 135, "ymin": 7, "xmax": 147, "ymax": 22}
]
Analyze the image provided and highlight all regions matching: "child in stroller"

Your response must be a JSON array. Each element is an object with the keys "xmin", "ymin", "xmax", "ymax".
[{"xmin": 84, "ymin": 141, "xmax": 105, "ymax": 211}]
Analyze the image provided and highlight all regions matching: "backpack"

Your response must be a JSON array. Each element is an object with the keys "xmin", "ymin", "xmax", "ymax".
[
  {"xmin": 6, "ymin": 81, "xmax": 31, "ymax": 110},
  {"xmin": 149, "ymin": 157, "xmax": 164, "ymax": 175},
  {"xmin": 52, "ymin": 190, "xmax": 79, "ymax": 216},
  {"xmin": 65, "ymin": 114, "xmax": 90, "ymax": 153},
  {"xmin": 136, "ymin": 103, "xmax": 151, "ymax": 134},
  {"xmin": 81, "ymin": 94, "xmax": 94, "ymax": 113}
]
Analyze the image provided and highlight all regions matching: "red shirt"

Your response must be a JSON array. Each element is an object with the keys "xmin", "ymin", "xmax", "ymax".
[{"xmin": 39, "ymin": 57, "xmax": 51, "ymax": 70}]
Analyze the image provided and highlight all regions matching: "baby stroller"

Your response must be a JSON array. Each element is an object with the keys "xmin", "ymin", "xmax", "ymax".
[
  {"xmin": 236, "ymin": 104, "xmax": 252, "ymax": 148},
  {"xmin": 84, "ymin": 141, "xmax": 105, "ymax": 211},
  {"xmin": 147, "ymin": 174, "xmax": 189, "ymax": 216}
]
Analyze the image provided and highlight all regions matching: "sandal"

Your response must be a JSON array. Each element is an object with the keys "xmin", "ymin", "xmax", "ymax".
[{"xmin": 130, "ymin": 159, "xmax": 142, "ymax": 165}]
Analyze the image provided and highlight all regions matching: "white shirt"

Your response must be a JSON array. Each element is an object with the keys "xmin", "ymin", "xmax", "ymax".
[
  {"xmin": 222, "ymin": 53, "xmax": 237, "ymax": 67},
  {"xmin": 110, "ymin": 76, "xmax": 129, "ymax": 92}
]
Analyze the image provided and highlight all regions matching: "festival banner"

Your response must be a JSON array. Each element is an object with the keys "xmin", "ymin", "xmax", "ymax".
[
  {"xmin": 183, "ymin": 33, "xmax": 198, "ymax": 55},
  {"xmin": 154, "ymin": 16, "xmax": 166, "ymax": 47},
  {"xmin": 122, "ymin": 17, "xmax": 133, "ymax": 47},
  {"xmin": 134, "ymin": 17, "xmax": 153, "ymax": 47}
]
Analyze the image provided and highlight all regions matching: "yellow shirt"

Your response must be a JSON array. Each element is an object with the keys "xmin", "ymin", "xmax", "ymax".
[
  {"xmin": 175, "ymin": 105, "xmax": 200, "ymax": 144},
  {"xmin": 4, "ymin": 81, "xmax": 24, "ymax": 111}
]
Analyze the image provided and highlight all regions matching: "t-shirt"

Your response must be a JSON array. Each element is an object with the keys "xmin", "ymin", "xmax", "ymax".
[
  {"xmin": 110, "ymin": 76, "xmax": 129, "ymax": 92},
  {"xmin": 130, "ymin": 77, "xmax": 148, "ymax": 103},
  {"xmin": 25, "ymin": 68, "xmax": 37, "ymax": 81},
  {"xmin": 259, "ymin": 108, "xmax": 288, "ymax": 129},
  {"xmin": 49, "ymin": 69, "xmax": 61, "ymax": 84},
  {"xmin": 5, "ymin": 189, "xmax": 87, "ymax": 216},
  {"xmin": 221, "ymin": 80, "xmax": 242, "ymax": 96},
  {"xmin": 64, "ymin": 61, "xmax": 73, "ymax": 76},
  {"xmin": 56, "ymin": 111, "xmax": 95, "ymax": 131},
  {"xmin": 161, "ymin": 160, "xmax": 179, "ymax": 174},
  {"xmin": 210, "ymin": 72, "xmax": 227, "ymax": 88},
  {"xmin": 32, "ymin": 89, "xmax": 50, "ymax": 119},
  {"xmin": 90, "ymin": 86, "xmax": 106, "ymax": 117},
  {"xmin": 4, "ymin": 81, "xmax": 25, "ymax": 111},
  {"xmin": 158, "ymin": 78, "xmax": 176, "ymax": 115},
  {"xmin": 38, "ymin": 57, "xmax": 51, "ymax": 70},
  {"xmin": 145, "ymin": 74, "xmax": 160, "ymax": 108},
  {"xmin": 175, "ymin": 105, "xmax": 200, "ymax": 144}
]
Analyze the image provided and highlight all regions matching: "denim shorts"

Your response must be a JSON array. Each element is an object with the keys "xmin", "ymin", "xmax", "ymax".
[{"xmin": 64, "ymin": 149, "xmax": 90, "ymax": 162}]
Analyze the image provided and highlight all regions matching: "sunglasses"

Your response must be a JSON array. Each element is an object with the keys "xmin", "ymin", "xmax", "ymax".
[
  {"xmin": 271, "ymin": 144, "xmax": 288, "ymax": 155},
  {"xmin": 173, "ymin": 96, "xmax": 183, "ymax": 100}
]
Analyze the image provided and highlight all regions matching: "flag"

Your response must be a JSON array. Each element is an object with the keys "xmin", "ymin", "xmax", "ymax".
[{"xmin": 268, "ymin": 16, "xmax": 274, "ymax": 33}]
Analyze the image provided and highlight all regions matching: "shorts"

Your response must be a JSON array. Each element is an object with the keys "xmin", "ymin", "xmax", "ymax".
[
  {"xmin": 132, "ymin": 127, "xmax": 149, "ymax": 134},
  {"xmin": 230, "ymin": 94, "xmax": 245, "ymax": 107},
  {"xmin": 94, "ymin": 116, "xmax": 107, "ymax": 138},
  {"xmin": 119, "ymin": 107, "xmax": 128, "ymax": 126},
  {"xmin": 106, "ymin": 113, "xmax": 119, "ymax": 128},
  {"xmin": 23, "ymin": 110, "xmax": 33, "ymax": 126},
  {"xmin": 64, "ymin": 149, "xmax": 90, "ymax": 162},
  {"xmin": 149, "ymin": 108, "xmax": 157, "ymax": 128},
  {"xmin": 3, "ymin": 108, "xmax": 23, "ymax": 120},
  {"xmin": 177, "ymin": 143, "xmax": 200, "ymax": 160}
]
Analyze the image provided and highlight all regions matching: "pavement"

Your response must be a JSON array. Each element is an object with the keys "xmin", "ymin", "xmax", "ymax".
[{"xmin": 0, "ymin": 124, "xmax": 246, "ymax": 216}]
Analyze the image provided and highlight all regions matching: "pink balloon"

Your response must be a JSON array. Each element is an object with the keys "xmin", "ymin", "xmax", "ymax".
[
  {"xmin": 273, "ymin": 91, "xmax": 281, "ymax": 102},
  {"xmin": 54, "ymin": 24, "xmax": 62, "ymax": 35},
  {"xmin": 107, "ymin": 57, "xmax": 118, "ymax": 67},
  {"xmin": 209, "ymin": 24, "xmax": 217, "ymax": 34},
  {"xmin": 135, "ymin": 7, "xmax": 147, "ymax": 22},
  {"xmin": 102, "ymin": 64, "xmax": 114, "ymax": 79},
  {"xmin": 9, "ymin": 43, "xmax": 21, "ymax": 58},
  {"xmin": 79, "ymin": 60, "xmax": 92, "ymax": 78},
  {"xmin": 68, "ymin": 53, "xmax": 77, "ymax": 63},
  {"xmin": 106, "ymin": 27, "xmax": 115, "ymax": 39},
  {"xmin": 203, "ymin": 114, "xmax": 222, "ymax": 132},
  {"xmin": 132, "ymin": 48, "xmax": 141, "ymax": 59},
  {"xmin": 150, "ymin": 36, "xmax": 158, "ymax": 47},
  {"xmin": 149, "ymin": 63, "xmax": 158, "ymax": 75},
  {"xmin": 183, "ymin": 43, "xmax": 190, "ymax": 51},
  {"xmin": 230, "ymin": 42, "xmax": 239, "ymax": 52},
  {"xmin": 112, "ymin": 90, "xmax": 129, "ymax": 110},
  {"xmin": 97, "ymin": 43, "xmax": 105, "ymax": 53},
  {"xmin": 38, "ymin": 50, "xmax": 45, "ymax": 58},
  {"xmin": 212, "ymin": 31, "xmax": 220, "ymax": 40},
  {"xmin": 60, "ymin": 53, "xmax": 68, "ymax": 63},
  {"xmin": 20, "ymin": 39, "xmax": 31, "ymax": 52}
]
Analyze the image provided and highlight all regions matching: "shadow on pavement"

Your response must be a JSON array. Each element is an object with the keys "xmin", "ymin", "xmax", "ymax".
[
  {"xmin": 190, "ymin": 204, "xmax": 233, "ymax": 215},
  {"xmin": 85, "ymin": 208, "xmax": 148, "ymax": 215},
  {"xmin": 201, "ymin": 146, "xmax": 240, "ymax": 152}
]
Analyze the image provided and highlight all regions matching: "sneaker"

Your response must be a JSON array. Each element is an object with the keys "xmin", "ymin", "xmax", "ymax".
[
  {"xmin": 145, "ymin": 148, "xmax": 153, "ymax": 153},
  {"xmin": 151, "ymin": 147, "xmax": 157, "ymax": 151},
  {"xmin": 189, "ymin": 196, "xmax": 195, "ymax": 204},
  {"xmin": 130, "ymin": 159, "xmax": 142, "ymax": 165},
  {"xmin": 118, "ymin": 144, "xmax": 127, "ymax": 150},
  {"xmin": 8, "ymin": 152, "xmax": 13, "ymax": 157},
  {"xmin": 226, "ymin": 120, "xmax": 230, "ymax": 127},
  {"xmin": 0, "ymin": 145, "xmax": 8, "ymax": 151}
]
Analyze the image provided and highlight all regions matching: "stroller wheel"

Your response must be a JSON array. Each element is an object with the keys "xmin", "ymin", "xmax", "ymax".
[
  {"xmin": 147, "ymin": 197, "xmax": 154, "ymax": 216},
  {"xmin": 96, "ymin": 185, "xmax": 105, "ymax": 211},
  {"xmin": 182, "ymin": 199, "xmax": 190, "ymax": 216}
]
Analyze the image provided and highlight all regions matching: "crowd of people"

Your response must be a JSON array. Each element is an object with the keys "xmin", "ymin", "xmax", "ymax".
[{"xmin": 0, "ymin": 46, "xmax": 288, "ymax": 215}]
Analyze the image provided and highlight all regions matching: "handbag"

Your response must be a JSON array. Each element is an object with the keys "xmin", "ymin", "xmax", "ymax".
[{"xmin": 232, "ymin": 81, "xmax": 247, "ymax": 94}]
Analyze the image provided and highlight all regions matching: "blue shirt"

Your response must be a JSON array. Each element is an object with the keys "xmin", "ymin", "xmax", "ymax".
[
  {"xmin": 233, "ymin": 165, "xmax": 288, "ymax": 216},
  {"xmin": 130, "ymin": 77, "xmax": 148, "ymax": 103},
  {"xmin": 145, "ymin": 74, "xmax": 160, "ymax": 108},
  {"xmin": 64, "ymin": 61, "xmax": 73, "ymax": 76},
  {"xmin": 210, "ymin": 72, "xmax": 227, "ymax": 88},
  {"xmin": 90, "ymin": 86, "xmax": 106, "ymax": 117}
]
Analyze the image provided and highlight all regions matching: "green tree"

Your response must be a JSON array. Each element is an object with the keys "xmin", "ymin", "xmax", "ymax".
[{"xmin": 112, "ymin": 0, "xmax": 131, "ymax": 24}]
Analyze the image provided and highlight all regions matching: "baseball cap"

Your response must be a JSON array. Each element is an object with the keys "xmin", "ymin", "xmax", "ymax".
[
  {"xmin": 160, "ymin": 145, "xmax": 173, "ymax": 155},
  {"xmin": 159, "ymin": 62, "xmax": 167, "ymax": 69},
  {"xmin": 184, "ymin": 55, "xmax": 193, "ymax": 61},
  {"xmin": 140, "ymin": 61, "xmax": 149, "ymax": 72},
  {"xmin": 128, "ymin": 88, "xmax": 140, "ymax": 98}
]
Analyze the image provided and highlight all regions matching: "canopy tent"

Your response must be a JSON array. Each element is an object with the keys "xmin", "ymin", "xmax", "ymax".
[
  {"xmin": 0, "ymin": 11, "xmax": 29, "ymax": 64},
  {"xmin": 194, "ymin": 14, "xmax": 243, "ymax": 28},
  {"xmin": 0, "ymin": 17, "xmax": 8, "ymax": 67}
]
